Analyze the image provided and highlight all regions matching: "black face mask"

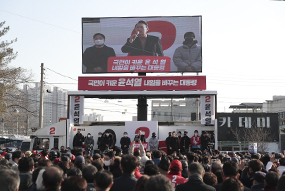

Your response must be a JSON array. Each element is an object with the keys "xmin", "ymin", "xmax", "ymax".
[
  {"xmin": 184, "ymin": 134, "xmax": 187, "ymax": 136},
  {"xmin": 184, "ymin": 38, "xmax": 193, "ymax": 44},
  {"xmin": 183, "ymin": 38, "xmax": 197, "ymax": 46}
]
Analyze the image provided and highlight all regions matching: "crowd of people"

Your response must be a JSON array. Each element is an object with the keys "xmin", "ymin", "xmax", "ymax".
[{"xmin": 1, "ymin": 140, "xmax": 285, "ymax": 191}]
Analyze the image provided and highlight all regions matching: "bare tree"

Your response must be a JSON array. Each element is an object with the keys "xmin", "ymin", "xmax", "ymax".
[
  {"xmin": 246, "ymin": 127, "xmax": 273, "ymax": 153},
  {"xmin": 0, "ymin": 21, "xmax": 34, "ymax": 135},
  {"xmin": 231, "ymin": 126, "xmax": 275, "ymax": 153}
]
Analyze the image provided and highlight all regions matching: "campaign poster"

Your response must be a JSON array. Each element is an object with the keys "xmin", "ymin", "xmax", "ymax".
[
  {"xmin": 200, "ymin": 95, "xmax": 215, "ymax": 125},
  {"xmin": 70, "ymin": 96, "xmax": 84, "ymax": 125}
]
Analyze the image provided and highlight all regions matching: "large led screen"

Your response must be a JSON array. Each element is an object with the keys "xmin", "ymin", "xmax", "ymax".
[{"xmin": 82, "ymin": 16, "xmax": 202, "ymax": 73}]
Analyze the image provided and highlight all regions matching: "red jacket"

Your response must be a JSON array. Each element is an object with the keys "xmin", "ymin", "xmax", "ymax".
[
  {"xmin": 166, "ymin": 171, "xmax": 187, "ymax": 188},
  {"xmin": 190, "ymin": 135, "xmax": 201, "ymax": 146}
]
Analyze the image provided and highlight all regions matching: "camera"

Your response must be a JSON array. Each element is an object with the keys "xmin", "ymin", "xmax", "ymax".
[
  {"xmin": 134, "ymin": 137, "xmax": 140, "ymax": 142},
  {"xmin": 87, "ymin": 144, "xmax": 93, "ymax": 151}
]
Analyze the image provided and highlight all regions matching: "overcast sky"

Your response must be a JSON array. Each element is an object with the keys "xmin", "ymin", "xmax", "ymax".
[{"xmin": 1, "ymin": 0, "xmax": 285, "ymax": 121}]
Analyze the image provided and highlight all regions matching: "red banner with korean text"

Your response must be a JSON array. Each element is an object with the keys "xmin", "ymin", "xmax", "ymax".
[
  {"xmin": 78, "ymin": 76, "xmax": 206, "ymax": 91},
  {"xmin": 107, "ymin": 56, "xmax": 171, "ymax": 72},
  {"xmin": 130, "ymin": 142, "xmax": 149, "ymax": 149}
]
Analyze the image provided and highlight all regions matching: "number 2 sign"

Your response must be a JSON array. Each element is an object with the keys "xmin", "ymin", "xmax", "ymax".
[{"xmin": 50, "ymin": 127, "xmax": 56, "ymax": 135}]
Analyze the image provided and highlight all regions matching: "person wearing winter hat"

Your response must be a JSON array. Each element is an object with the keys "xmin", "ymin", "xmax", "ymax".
[
  {"xmin": 165, "ymin": 159, "xmax": 187, "ymax": 188},
  {"xmin": 251, "ymin": 171, "xmax": 266, "ymax": 191},
  {"xmin": 74, "ymin": 155, "xmax": 85, "ymax": 171},
  {"xmin": 53, "ymin": 158, "xmax": 61, "ymax": 165},
  {"xmin": 74, "ymin": 156, "xmax": 85, "ymax": 164},
  {"xmin": 25, "ymin": 151, "xmax": 33, "ymax": 158},
  {"xmin": 5, "ymin": 153, "xmax": 12, "ymax": 162},
  {"xmin": 173, "ymin": 32, "xmax": 201, "ymax": 72}
]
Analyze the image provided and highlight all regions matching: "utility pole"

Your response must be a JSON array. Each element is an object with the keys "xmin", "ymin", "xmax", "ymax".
[
  {"xmin": 1, "ymin": 118, "xmax": 3, "ymax": 138},
  {"xmin": 137, "ymin": 73, "xmax": 148, "ymax": 121},
  {"xmin": 39, "ymin": 63, "xmax": 44, "ymax": 129},
  {"xmin": 26, "ymin": 115, "xmax": 29, "ymax": 136},
  {"xmin": 196, "ymin": 98, "xmax": 200, "ymax": 121}
]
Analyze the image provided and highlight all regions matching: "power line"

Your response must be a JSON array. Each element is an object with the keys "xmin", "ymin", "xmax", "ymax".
[
  {"xmin": 45, "ymin": 67, "xmax": 78, "ymax": 81},
  {"xmin": 0, "ymin": 10, "xmax": 80, "ymax": 34}
]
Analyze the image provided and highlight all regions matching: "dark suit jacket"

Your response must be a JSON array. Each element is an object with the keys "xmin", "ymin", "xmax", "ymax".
[
  {"xmin": 110, "ymin": 173, "xmax": 137, "ymax": 191},
  {"xmin": 176, "ymin": 174, "xmax": 216, "ymax": 191},
  {"xmin": 73, "ymin": 133, "xmax": 85, "ymax": 147},
  {"xmin": 121, "ymin": 35, "xmax": 164, "ymax": 56},
  {"xmin": 169, "ymin": 137, "xmax": 180, "ymax": 152},
  {"xmin": 120, "ymin": 137, "xmax": 131, "ymax": 149},
  {"xmin": 134, "ymin": 135, "xmax": 146, "ymax": 143},
  {"xmin": 83, "ymin": 45, "xmax": 116, "ymax": 73}
]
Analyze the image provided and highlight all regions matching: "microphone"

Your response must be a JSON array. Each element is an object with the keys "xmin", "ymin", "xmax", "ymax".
[{"xmin": 133, "ymin": 31, "xmax": 139, "ymax": 40}]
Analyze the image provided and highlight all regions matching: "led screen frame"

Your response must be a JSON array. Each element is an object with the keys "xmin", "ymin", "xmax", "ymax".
[{"xmin": 82, "ymin": 16, "xmax": 202, "ymax": 74}]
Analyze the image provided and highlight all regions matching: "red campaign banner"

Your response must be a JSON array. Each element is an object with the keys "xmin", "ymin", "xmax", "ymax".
[
  {"xmin": 107, "ymin": 56, "xmax": 171, "ymax": 72},
  {"xmin": 130, "ymin": 142, "xmax": 149, "ymax": 149},
  {"xmin": 78, "ymin": 76, "xmax": 206, "ymax": 91}
]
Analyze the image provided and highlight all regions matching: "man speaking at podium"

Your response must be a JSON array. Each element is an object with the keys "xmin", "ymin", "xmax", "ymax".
[{"xmin": 121, "ymin": 20, "xmax": 164, "ymax": 56}]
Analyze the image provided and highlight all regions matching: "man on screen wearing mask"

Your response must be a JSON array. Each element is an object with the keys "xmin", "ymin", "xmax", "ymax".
[
  {"xmin": 121, "ymin": 20, "xmax": 164, "ymax": 56},
  {"xmin": 173, "ymin": 32, "xmax": 202, "ymax": 72},
  {"xmin": 120, "ymin": 132, "xmax": 131, "ymax": 154},
  {"xmin": 83, "ymin": 33, "xmax": 116, "ymax": 73}
]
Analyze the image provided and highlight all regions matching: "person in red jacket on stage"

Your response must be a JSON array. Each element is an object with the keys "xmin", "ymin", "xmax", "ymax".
[
  {"xmin": 191, "ymin": 130, "xmax": 201, "ymax": 152},
  {"xmin": 166, "ymin": 159, "xmax": 187, "ymax": 189}
]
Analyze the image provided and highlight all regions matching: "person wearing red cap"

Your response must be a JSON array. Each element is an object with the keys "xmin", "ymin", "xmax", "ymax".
[
  {"xmin": 1, "ymin": 151, "xmax": 7, "ymax": 157},
  {"xmin": 53, "ymin": 158, "xmax": 61, "ymax": 165},
  {"xmin": 166, "ymin": 159, "xmax": 187, "ymax": 188}
]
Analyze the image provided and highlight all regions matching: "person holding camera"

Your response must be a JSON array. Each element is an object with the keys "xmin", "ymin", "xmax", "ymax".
[
  {"xmin": 102, "ymin": 132, "xmax": 113, "ymax": 151},
  {"xmin": 85, "ymin": 133, "xmax": 95, "ymax": 156}
]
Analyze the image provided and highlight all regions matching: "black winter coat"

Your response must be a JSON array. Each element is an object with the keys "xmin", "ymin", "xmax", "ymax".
[
  {"xmin": 110, "ymin": 173, "xmax": 137, "ymax": 191},
  {"xmin": 83, "ymin": 45, "xmax": 116, "ymax": 73},
  {"xmin": 120, "ymin": 137, "xmax": 131, "ymax": 149},
  {"xmin": 101, "ymin": 135, "xmax": 113, "ymax": 150},
  {"xmin": 180, "ymin": 136, "xmax": 190, "ymax": 148},
  {"xmin": 73, "ymin": 133, "xmax": 85, "ymax": 147},
  {"xmin": 169, "ymin": 137, "xmax": 180, "ymax": 152},
  {"xmin": 176, "ymin": 174, "xmax": 216, "ymax": 191}
]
